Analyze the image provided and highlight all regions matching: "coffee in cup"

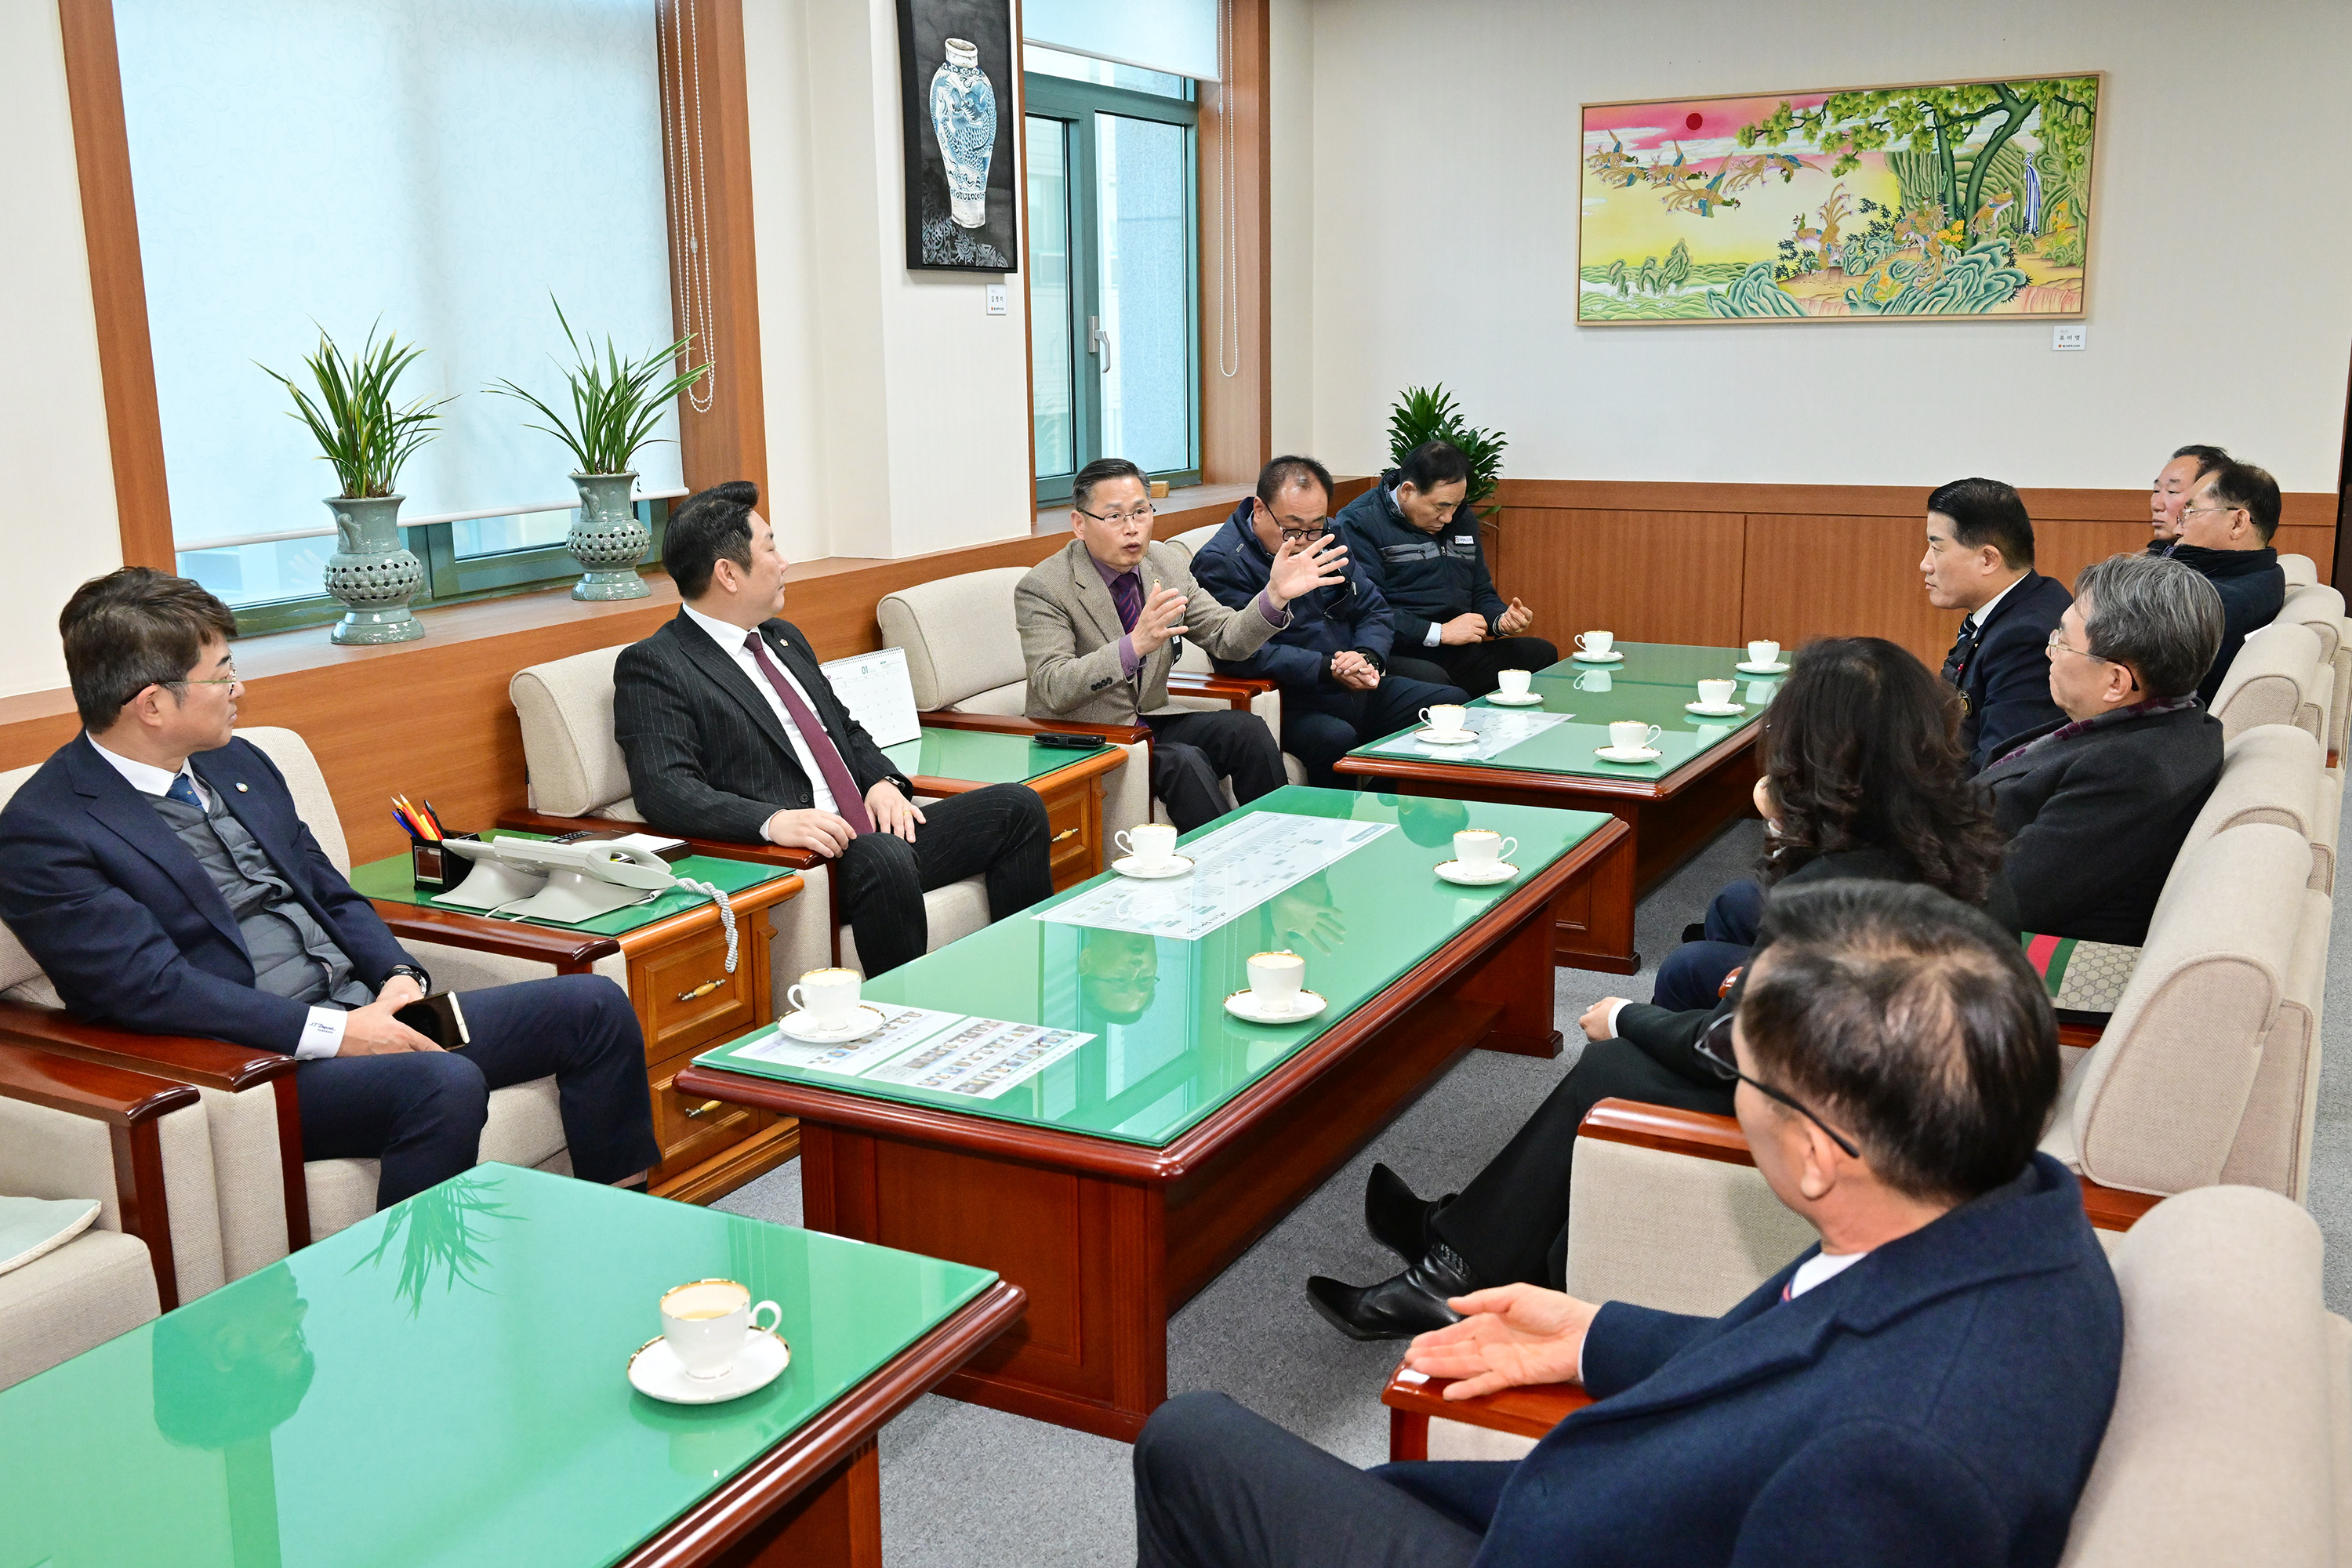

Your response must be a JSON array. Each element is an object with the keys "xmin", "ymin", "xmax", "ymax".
[
  {"xmin": 659, "ymin": 1278, "xmax": 783, "ymax": 1380},
  {"xmin": 1608, "ymin": 721, "xmax": 1663, "ymax": 753},
  {"xmin": 1246, "ymin": 950, "xmax": 1306, "ymax": 1005},
  {"xmin": 1496, "ymin": 669, "xmax": 1533, "ymax": 697},
  {"xmin": 1116, "ymin": 823, "xmax": 1179, "ymax": 869},
  {"xmin": 1746, "ymin": 639, "xmax": 1781, "ymax": 666},
  {"xmin": 788, "ymin": 967, "xmax": 861, "ymax": 1026},
  {"xmin": 1454, "ymin": 829, "xmax": 1518, "ymax": 869},
  {"xmin": 1420, "ymin": 704, "xmax": 1469, "ymax": 736},
  {"xmin": 1697, "ymin": 678, "xmax": 1737, "ymax": 707},
  {"xmin": 1577, "ymin": 630, "xmax": 1615, "ymax": 656}
]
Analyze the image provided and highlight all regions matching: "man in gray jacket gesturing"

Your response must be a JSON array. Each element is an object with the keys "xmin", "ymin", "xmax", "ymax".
[{"xmin": 1018, "ymin": 457, "xmax": 1350, "ymax": 831}]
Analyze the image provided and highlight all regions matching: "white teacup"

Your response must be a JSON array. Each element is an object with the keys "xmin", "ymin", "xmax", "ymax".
[
  {"xmin": 1574, "ymin": 669, "xmax": 1613, "ymax": 693},
  {"xmin": 1577, "ymin": 630, "xmax": 1615, "ymax": 656},
  {"xmin": 1116, "ymin": 823, "xmax": 1179, "ymax": 869},
  {"xmin": 1246, "ymin": 949, "xmax": 1306, "ymax": 1005},
  {"xmin": 788, "ymin": 966, "xmax": 861, "ymax": 1026},
  {"xmin": 1496, "ymin": 668, "xmax": 1533, "ymax": 697},
  {"xmin": 1609, "ymin": 721, "xmax": 1663, "ymax": 753},
  {"xmin": 1697, "ymin": 678, "xmax": 1737, "ymax": 707},
  {"xmin": 1420, "ymin": 704, "xmax": 1469, "ymax": 736},
  {"xmin": 1746, "ymin": 639, "xmax": 1781, "ymax": 666},
  {"xmin": 659, "ymin": 1278, "xmax": 782, "ymax": 1380},
  {"xmin": 1454, "ymin": 829, "xmax": 1518, "ymax": 869}
]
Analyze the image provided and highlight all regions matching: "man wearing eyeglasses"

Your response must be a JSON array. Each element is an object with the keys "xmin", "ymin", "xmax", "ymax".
[
  {"xmin": 1980, "ymin": 553, "xmax": 2226, "ymax": 945},
  {"xmin": 1018, "ymin": 456, "xmax": 1351, "ymax": 831},
  {"xmin": 1137, "ymin": 880, "xmax": 2121, "ymax": 1568},
  {"xmin": 2163, "ymin": 459, "xmax": 2286, "ymax": 706},
  {"xmin": 1190, "ymin": 456, "xmax": 1468, "ymax": 788}
]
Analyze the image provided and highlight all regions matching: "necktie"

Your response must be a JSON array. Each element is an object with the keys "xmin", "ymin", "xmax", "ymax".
[
  {"xmin": 1940, "ymin": 616, "xmax": 1980, "ymax": 687},
  {"xmin": 741, "ymin": 632, "xmax": 874, "ymax": 836},
  {"xmin": 1109, "ymin": 571, "xmax": 1143, "ymax": 633},
  {"xmin": 166, "ymin": 773, "xmax": 205, "ymax": 811}
]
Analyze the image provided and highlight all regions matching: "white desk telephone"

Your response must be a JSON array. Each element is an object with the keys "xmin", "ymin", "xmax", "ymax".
[{"xmin": 435, "ymin": 834, "xmax": 739, "ymax": 971}]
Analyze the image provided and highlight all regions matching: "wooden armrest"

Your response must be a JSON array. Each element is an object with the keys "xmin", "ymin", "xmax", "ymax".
[
  {"xmin": 0, "ymin": 1038, "xmax": 199, "ymax": 1125},
  {"xmin": 2056, "ymin": 1019, "xmax": 2105, "ymax": 1051},
  {"xmin": 0, "ymin": 999, "xmax": 298, "ymax": 1093},
  {"xmin": 2077, "ymin": 1175, "xmax": 2161, "ymax": 1232},
  {"xmin": 914, "ymin": 711, "xmax": 1152, "ymax": 745},
  {"xmin": 1165, "ymin": 673, "xmax": 1274, "ymax": 710},
  {"xmin": 370, "ymin": 898, "xmax": 629, "ymax": 967},
  {"xmin": 495, "ymin": 810, "xmax": 821, "ymax": 872},
  {"xmin": 1382, "ymin": 1361, "xmax": 1592, "ymax": 1461}
]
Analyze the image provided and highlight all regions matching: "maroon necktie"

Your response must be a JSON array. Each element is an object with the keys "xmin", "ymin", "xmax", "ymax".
[
  {"xmin": 1110, "ymin": 571, "xmax": 1143, "ymax": 632},
  {"xmin": 742, "ymin": 631, "xmax": 873, "ymax": 834}
]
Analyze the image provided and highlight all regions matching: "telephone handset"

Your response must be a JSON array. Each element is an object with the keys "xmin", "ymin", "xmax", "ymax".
[{"xmin": 435, "ymin": 836, "xmax": 739, "ymax": 972}]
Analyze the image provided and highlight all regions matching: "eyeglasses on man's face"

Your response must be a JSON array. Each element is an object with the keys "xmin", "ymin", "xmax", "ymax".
[
  {"xmin": 1275, "ymin": 519, "xmax": 1330, "ymax": 544},
  {"xmin": 165, "ymin": 661, "xmax": 241, "ymax": 691},
  {"xmin": 2179, "ymin": 503, "xmax": 2240, "ymax": 523},
  {"xmin": 1077, "ymin": 503, "xmax": 1156, "ymax": 528},
  {"xmin": 1696, "ymin": 1010, "xmax": 1861, "ymax": 1160},
  {"xmin": 2045, "ymin": 627, "xmax": 2101, "ymax": 660}
]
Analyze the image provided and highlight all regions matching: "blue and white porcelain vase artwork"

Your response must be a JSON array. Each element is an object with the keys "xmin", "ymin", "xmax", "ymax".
[
  {"xmin": 930, "ymin": 38, "xmax": 996, "ymax": 229},
  {"xmin": 322, "ymin": 494, "xmax": 425, "ymax": 644},
  {"xmin": 566, "ymin": 470, "xmax": 652, "ymax": 601}
]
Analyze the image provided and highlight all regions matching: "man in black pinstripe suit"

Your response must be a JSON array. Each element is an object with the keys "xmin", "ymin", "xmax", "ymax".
[{"xmin": 612, "ymin": 481, "xmax": 1052, "ymax": 976}]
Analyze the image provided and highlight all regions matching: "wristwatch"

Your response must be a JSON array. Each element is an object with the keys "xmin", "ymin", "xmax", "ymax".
[{"xmin": 385, "ymin": 964, "xmax": 432, "ymax": 994}]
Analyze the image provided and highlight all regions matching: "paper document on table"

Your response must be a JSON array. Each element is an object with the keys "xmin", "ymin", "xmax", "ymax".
[
  {"xmin": 862, "ymin": 1015, "xmax": 1094, "ymax": 1098},
  {"xmin": 1036, "ymin": 811, "xmax": 1396, "ymax": 940},
  {"xmin": 729, "ymin": 1004, "xmax": 965, "ymax": 1076},
  {"xmin": 1360, "ymin": 707, "xmax": 1572, "ymax": 763},
  {"xmin": 818, "ymin": 647, "xmax": 921, "ymax": 746}
]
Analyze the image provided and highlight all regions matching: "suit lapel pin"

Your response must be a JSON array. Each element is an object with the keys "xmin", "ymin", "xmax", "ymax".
[{"xmin": 234, "ymin": 782, "xmax": 249, "ymax": 792}]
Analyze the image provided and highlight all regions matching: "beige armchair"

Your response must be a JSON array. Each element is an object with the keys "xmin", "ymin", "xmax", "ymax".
[
  {"xmin": 2277, "ymin": 552, "xmax": 2319, "ymax": 590},
  {"xmin": 503, "ymin": 644, "xmax": 966, "ymax": 979},
  {"xmin": 2210, "ymin": 620, "xmax": 2325, "ymax": 744},
  {"xmin": 2278, "ymin": 582, "xmax": 2350, "ymax": 768},
  {"xmin": 0, "ymin": 1041, "xmax": 212, "ymax": 1388},
  {"xmin": 0, "ymin": 728, "xmax": 581, "ymax": 1272}
]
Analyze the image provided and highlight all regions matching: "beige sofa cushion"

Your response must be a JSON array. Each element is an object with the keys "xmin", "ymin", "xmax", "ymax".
[
  {"xmin": 509, "ymin": 647, "xmax": 642, "ymax": 818},
  {"xmin": 0, "ymin": 1229, "xmax": 159, "ymax": 1392},
  {"xmin": 2278, "ymin": 553, "xmax": 2318, "ymax": 590},
  {"xmin": 878, "ymin": 568, "xmax": 1033, "ymax": 712},
  {"xmin": 2279, "ymin": 583, "xmax": 2345, "ymax": 662},
  {"xmin": 2180, "ymin": 724, "xmax": 2328, "ymax": 890},
  {"xmin": 2212, "ymin": 621, "xmax": 2322, "ymax": 742}
]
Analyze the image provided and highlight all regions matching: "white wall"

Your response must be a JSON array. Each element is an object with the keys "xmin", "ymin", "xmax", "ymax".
[
  {"xmin": 1, "ymin": 3, "xmax": 125, "ymax": 699},
  {"xmin": 1296, "ymin": 0, "xmax": 2352, "ymax": 494},
  {"xmin": 1266, "ymin": 0, "xmax": 1315, "ymax": 456}
]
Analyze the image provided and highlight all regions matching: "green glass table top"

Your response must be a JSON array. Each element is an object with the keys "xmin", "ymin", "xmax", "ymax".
[
  {"xmin": 881, "ymin": 724, "xmax": 1113, "ymax": 786},
  {"xmin": 350, "ymin": 833, "xmax": 793, "ymax": 935},
  {"xmin": 696, "ymin": 785, "xmax": 1609, "ymax": 1148},
  {"xmin": 1348, "ymin": 644, "xmax": 1777, "ymax": 782},
  {"xmin": 0, "ymin": 1164, "xmax": 995, "ymax": 1568}
]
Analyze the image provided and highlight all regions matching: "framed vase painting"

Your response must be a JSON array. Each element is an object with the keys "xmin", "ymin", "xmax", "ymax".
[
  {"xmin": 897, "ymin": 0, "xmax": 1019, "ymax": 272},
  {"xmin": 1577, "ymin": 74, "xmax": 2100, "ymax": 324}
]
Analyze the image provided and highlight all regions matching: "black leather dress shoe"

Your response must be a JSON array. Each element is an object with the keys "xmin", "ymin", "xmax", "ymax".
[
  {"xmin": 1305, "ymin": 1243, "xmax": 1478, "ymax": 1341},
  {"xmin": 1364, "ymin": 1163, "xmax": 1454, "ymax": 1262}
]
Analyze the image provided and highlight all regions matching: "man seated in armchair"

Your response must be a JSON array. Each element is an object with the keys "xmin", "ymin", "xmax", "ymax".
[
  {"xmin": 0, "ymin": 569, "xmax": 659, "ymax": 1213},
  {"xmin": 1132, "ymin": 880, "xmax": 2122, "ymax": 1568}
]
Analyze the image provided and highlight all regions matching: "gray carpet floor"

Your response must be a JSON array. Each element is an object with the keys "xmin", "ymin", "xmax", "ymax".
[{"xmin": 716, "ymin": 791, "xmax": 2352, "ymax": 1566}]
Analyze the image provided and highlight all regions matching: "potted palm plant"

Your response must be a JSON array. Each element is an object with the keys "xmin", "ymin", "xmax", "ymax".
[
  {"xmin": 260, "ymin": 324, "xmax": 452, "ymax": 644},
  {"xmin": 1386, "ymin": 384, "xmax": 1508, "ymax": 514},
  {"xmin": 488, "ymin": 299, "xmax": 710, "ymax": 601}
]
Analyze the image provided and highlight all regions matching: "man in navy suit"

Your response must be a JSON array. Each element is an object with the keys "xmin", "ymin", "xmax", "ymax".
[
  {"xmin": 1920, "ymin": 477, "xmax": 2073, "ymax": 773},
  {"xmin": 0, "ymin": 570, "xmax": 659, "ymax": 1212},
  {"xmin": 1133, "ymin": 880, "xmax": 2122, "ymax": 1568}
]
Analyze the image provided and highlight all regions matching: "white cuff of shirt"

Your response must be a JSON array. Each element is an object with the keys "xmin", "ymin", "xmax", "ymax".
[
  {"xmin": 1603, "ymin": 999, "xmax": 1631, "ymax": 1038},
  {"xmin": 296, "ymin": 1005, "xmax": 347, "ymax": 1060},
  {"xmin": 1422, "ymin": 622, "xmax": 1443, "ymax": 648}
]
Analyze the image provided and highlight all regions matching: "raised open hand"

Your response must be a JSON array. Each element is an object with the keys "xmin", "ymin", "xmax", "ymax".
[{"xmin": 1268, "ymin": 533, "xmax": 1349, "ymax": 606}]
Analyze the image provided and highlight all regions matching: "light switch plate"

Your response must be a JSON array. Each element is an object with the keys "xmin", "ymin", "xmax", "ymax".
[
  {"xmin": 985, "ymin": 283, "xmax": 1007, "ymax": 316},
  {"xmin": 2052, "ymin": 324, "xmax": 2086, "ymax": 351}
]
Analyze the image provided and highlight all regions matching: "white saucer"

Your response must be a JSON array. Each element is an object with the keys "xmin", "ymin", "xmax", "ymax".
[
  {"xmin": 779, "ymin": 1005, "xmax": 886, "ymax": 1044},
  {"xmin": 1414, "ymin": 728, "xmax": 1479, "ymax": 745},
  {"xmin": 1113, "ymin": 855, "xmax": 1194, "ymax": 880},
  {"xmin": 1436, "ymin": 859, "xmax": 1518, "ymax": 886},
  {"xmin": 1223, "ymin": 989, "xmax": 1329, "ymax": 1024},
  {"xmin": 1571, "ymin": 651, "xmax": 1625, "ymax": 664},
  {"xmin": 629, "ymin": 1329, "xmax": 790, "ymax": 1404},
  {"xmin": 1595, "ymin": 744, "xmax": 1663, "ymax": 763},
  {"xmin": 1684, "ymin": 701, "xmax": 1746, "ymax": 716},
  {"xmin": 1734, "ymin": 660, "xmax": 1790, "ymax": 674},
  {"xmin": 1486, "ymin": 692, "xmax": 1544, "ymax": 706}
]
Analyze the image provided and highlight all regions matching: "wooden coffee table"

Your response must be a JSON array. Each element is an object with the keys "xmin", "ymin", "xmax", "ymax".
[
  {"xmin": 677, "ymin": 785, "xmax": 1626, "ymax": 1441},
  {"xmin": 1337, "ymin": 643, "xmax": 1777, "ymax": 973}
]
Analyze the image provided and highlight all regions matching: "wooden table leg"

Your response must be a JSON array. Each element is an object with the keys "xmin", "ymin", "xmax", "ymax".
[
  {"xmin": 710, "ymin": 1439, "xmax": 881, "ymax": 1568},
  {"xmin": 1547, "ymin": 807, "xmax": 1639, "ymax": 974}
]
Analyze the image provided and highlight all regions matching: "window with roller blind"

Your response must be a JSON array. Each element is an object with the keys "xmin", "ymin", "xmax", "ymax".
[
  {"xmin": 1023, "ymin": 45, "xmax": 1202, "ymax": 503},
  {"xmin": 111, "ymin": 0, "xmax": 693, "ymax": 632}
]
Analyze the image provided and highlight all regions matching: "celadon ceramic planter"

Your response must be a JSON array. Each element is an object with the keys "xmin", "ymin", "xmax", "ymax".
[
  {"xmin": 322, "ymin": 494, "xmax": 425, "ymax": 644},
  {"xmin": 567, "ymin": 471, "xmax": 652, "ymax": 600}
]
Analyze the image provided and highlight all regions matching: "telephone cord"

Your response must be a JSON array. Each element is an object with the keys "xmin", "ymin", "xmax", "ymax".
[{"xmin": 677, "ymin": 879, "xmax": 738, "ymax": 973}]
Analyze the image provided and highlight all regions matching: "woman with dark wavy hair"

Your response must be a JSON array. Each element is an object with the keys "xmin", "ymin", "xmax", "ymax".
[
  {"xmin": 1303, "ymin": 636, "xmax": 2022, "ymax": 1341},
  {"xmin": 1651, "ymin": 635, "xmax": 2019, "ymax": 1011}
]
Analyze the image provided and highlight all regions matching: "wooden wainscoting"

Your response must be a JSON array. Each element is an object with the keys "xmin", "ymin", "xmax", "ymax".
[{"xmin": 1489, "ymin": 480, "xmax": 2337, "ymax": 673}]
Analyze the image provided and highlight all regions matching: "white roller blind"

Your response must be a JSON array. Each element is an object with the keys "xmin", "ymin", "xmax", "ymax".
[
  {"xmin": 114, "ymin": 0, "xmax": 681, "ymax": 548},
  {"xmin": 1022, "ymin": 0, "xmax": 1219, "ymax": 82}
]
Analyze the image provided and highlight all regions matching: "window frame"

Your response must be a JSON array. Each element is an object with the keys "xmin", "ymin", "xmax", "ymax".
[{"xmin": 1022, "ymin": 72, "xmax": 1203, "ymax": 504}]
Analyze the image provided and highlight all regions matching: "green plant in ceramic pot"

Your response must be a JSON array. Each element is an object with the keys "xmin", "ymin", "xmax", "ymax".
[
  {"xmin": 260, "ymin": 323, "xmax": 452, "ymax": 644},
  {"xmin": 1386, "ymin": 384, "xmax": 1508, "ymax": 513},
  {"xmin": 488, "ymin": 299, "xmax": 710, "ymax": 601}
]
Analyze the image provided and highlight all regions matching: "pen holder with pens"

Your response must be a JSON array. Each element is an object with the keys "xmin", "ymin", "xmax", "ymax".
[{"xmin": 411, "ymin": 831, "xmax": 478, "ymax": 893}]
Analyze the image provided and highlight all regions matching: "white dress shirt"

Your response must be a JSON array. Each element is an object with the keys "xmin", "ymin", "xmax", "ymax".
[
  {"xmin": 1964, "ymin": 572, "xmax": 2025, "ymax": 638},
  {"xmin": 88, "ymin": 736, "xmax": 350, "ymax": 1058},
  {"xmin": 680, "ymin": 602, "xmax": 842, "ymax": 821}
]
